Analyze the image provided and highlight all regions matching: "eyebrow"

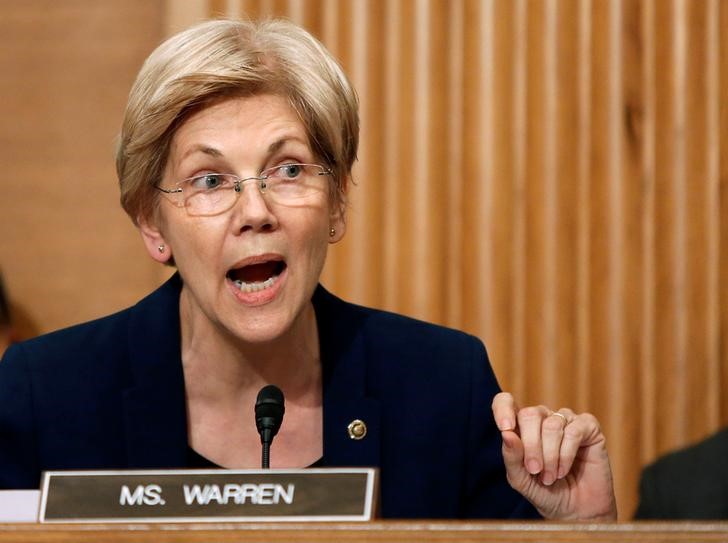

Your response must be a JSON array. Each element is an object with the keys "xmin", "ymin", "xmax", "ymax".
[
  {"xmin": 178, "ymin": 136, "xmax": 309, "ymax": 164},
  {"xmin": 266, "ymin": 136, "xmax": 309, "ymax": 157},
  {"xmin": 179, "ymin": 145, "xmax": 223, "ymax": 162}
]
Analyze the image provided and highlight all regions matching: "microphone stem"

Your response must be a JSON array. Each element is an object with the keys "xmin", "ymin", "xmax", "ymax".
[{"xmin": 262, "ymin": 441, "xmax": 271, "ymax": 469}]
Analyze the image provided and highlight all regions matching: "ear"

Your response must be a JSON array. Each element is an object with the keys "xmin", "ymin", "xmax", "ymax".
[
  {"xmin": 138, "ymin": 216, "xmax": 173, "ymax": 264},
  {"xmin": 328, "ymin": 201, "xmax": 346, "ymax": 244},
  {"xmin": 328, "ymin": 178, "xmax": 348, "ymax": 244}
]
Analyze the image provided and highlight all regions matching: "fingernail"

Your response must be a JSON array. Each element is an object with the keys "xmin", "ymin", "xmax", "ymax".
[
  {"xmin": 526, "ymin": 459, "xmax": 540, "ymax": 475},
  {"xmin": 557, "ymin": 466, "xmax": 567, "ymax": 479},
  {"xmin": 542, "ymin": 473, "xmax": 555, "ymax": 486}
]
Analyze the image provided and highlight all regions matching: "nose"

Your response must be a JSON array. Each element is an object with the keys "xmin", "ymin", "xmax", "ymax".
[{"xmin": 231, "ymin": 178, "xmax": 279, "ymax": 234}]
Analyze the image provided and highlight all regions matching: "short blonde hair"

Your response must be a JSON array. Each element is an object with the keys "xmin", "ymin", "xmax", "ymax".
[{"xmin": 116, "ymin": 19, "xmax": 359, "ymax": 224}]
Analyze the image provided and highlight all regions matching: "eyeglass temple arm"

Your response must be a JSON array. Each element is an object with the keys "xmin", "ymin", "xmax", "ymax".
[{"xmin": 155, "ymin": 186, "xmax": 183, "ymax": 194}]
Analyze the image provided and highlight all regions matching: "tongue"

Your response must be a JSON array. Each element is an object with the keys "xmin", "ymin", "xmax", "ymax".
[{"xmin": 235, "ymin": 262, "xmax": 279, "ymax": 283}]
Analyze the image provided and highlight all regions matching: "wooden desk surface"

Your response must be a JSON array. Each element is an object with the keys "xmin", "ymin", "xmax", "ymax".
[{"xmin": 2, "ymin": 521, "xmax": 728, "ymax": 543}]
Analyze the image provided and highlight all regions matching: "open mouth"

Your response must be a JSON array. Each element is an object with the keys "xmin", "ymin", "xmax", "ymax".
[{"xmin": 227, "ymin": 259, "xmax": 286, "ymax": 293}]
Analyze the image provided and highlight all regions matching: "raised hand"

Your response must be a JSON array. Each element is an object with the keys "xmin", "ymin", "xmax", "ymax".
[{"xmin": 492, "ymin": 392, "xmax": 617, "ymax": 520}]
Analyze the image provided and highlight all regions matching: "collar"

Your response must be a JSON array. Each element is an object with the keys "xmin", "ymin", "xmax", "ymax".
[{"xmin": 121, "ymin": 274, "xmax": 381, "ymax": 469}]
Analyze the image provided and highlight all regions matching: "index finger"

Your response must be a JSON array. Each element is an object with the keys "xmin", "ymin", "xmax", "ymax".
[{"xmin": 492, "ymin": 391, "xmax": 518, "ymax": 431}]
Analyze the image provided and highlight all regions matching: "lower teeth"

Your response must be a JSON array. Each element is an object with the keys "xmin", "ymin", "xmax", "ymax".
[{"xmin": 234, "ymin": 275, "xmax": 276, "ymax": 293}]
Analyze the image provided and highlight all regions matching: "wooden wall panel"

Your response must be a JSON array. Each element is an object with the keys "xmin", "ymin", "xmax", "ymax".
[
  {"xmin": 1, "ymin": 0, "xmax": 726, "ymax": 521},
  {"xmin": 205, "ymin": 0, "xmax": 723, "ymax": 519},
  {"xmin": 722, "ymin": 0, "xmax": 728, "ymax": 428},
  {"xmin": 0, "ymin": 1, "xmax": 166, "ymax": 337}
]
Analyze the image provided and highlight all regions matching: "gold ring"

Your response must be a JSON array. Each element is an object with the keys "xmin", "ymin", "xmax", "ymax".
[{"xmin": 550, "ymin": 411, "xmax": 568, "ymax": 424}]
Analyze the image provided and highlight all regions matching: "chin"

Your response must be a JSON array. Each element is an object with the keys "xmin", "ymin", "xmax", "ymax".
[{"xmin": 226, "ymin": 317, "xmax": 293, "ymax": 346}]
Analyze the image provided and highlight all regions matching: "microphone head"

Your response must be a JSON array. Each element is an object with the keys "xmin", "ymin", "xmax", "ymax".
[{"xmin": 255, "ymin": 384, "xmax": 285, "ymax": 442}]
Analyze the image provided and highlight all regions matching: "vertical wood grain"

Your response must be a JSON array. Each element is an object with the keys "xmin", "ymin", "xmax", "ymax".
[
  {"xmin": 575, "ymin": 0, "xmax": 593, "ymax": 415},
  {"xmin": 721, "ymin": 0, "xmax": 728, "ymax": 426},
  {"xmin": 639, "ymin": 0, "xmax": 657, "ymax": 464},
  {"xmin": 2, "ymin": 0, "xmax": 726, "ymax": 521}
]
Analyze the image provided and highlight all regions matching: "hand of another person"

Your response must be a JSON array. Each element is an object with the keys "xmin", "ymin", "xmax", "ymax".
[{"xmin": 491, "ymin": 392, "xmax": 617, "ymax": 520}]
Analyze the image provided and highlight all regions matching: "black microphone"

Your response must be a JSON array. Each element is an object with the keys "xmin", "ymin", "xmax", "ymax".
[{"xmin": 255, "ymin": 384, "xmax": 285, "ymax": 469}]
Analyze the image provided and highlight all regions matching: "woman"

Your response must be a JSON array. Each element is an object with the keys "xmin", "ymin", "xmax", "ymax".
[{"xmin": 0, "ymin": 19, "xmax": 615, "ymax": 520}]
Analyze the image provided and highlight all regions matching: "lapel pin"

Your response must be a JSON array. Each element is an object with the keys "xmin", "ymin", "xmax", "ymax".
[{"xmin": 347, "ymin": 419, "xmax": 367, "ymax": 440}]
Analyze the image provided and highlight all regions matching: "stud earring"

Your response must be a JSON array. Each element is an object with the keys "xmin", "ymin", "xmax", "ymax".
[
  {"xmin": 158, "ymin": 244, "xmax": 166, "ymax": 253},
  {"xmin": 329, "ymin": 227, "xmax": 336, "ymax": 237}
]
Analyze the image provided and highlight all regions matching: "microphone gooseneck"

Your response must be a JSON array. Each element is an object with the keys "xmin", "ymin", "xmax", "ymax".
[{"xmin": 254, "ymin": 384, "xmax": 285, "ymax": 469}]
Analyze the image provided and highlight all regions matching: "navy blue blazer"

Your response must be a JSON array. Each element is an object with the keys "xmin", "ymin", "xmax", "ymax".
[{"xmin": 0, "ymin": 274, "xmax": 537, "ymax": 519}]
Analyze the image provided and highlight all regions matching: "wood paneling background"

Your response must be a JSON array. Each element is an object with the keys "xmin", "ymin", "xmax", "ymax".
[
  {"xmin": 0, "ymin": 0, "xmax": 165, "ymax": 339},
  {"xmin": 0, "ymin": 0, "xmax": 726, "ymax": 520}
]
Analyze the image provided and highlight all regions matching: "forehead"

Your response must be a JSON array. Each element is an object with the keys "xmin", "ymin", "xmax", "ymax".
[{"xmin": 169, "ymin": 94, "xmax": 310, "ymax": 159}]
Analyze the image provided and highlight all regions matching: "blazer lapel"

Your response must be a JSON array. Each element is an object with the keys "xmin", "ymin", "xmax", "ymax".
[
  {"xmin": 315, "ymin": 286, "xmax": 381, "ymax": 468},
  {"xmin": 119, "ymin": 278, "xmax": 382, "ymax": 470},
  {"xmin": 122, "ymin": 274, "xmax": 188, "ymax": 468}
]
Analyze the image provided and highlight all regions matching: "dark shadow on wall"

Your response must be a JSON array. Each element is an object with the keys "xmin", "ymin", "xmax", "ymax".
[{"xmin": 0, "ymin": 273, "xmax": 40, "ymax": 358}]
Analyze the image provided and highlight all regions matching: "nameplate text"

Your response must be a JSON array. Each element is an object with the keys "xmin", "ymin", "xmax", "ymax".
[{"xmin": 39, "ymin": 468, "xmax": 376, "ymax": 523}]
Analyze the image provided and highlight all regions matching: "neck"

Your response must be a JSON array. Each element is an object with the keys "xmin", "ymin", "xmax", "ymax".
[{"xmin": 179, "ymin": 288, "xmax": 321, "ymax": 405}]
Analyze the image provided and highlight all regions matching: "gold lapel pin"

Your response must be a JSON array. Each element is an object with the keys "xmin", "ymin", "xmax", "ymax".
[{"xmin": 347, "ymin": 419, "xmax": 367, "ymax": 440}]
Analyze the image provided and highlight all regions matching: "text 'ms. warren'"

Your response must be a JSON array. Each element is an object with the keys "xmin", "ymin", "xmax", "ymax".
[{"xmin": 119, "ymin": 482, "xmax": 295, "ymax": 506}]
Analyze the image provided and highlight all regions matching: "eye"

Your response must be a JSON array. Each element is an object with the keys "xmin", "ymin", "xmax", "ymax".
[
  {"xmin": 275, "ymin": 164, "xmax": 304, "ymax": 179},
  {"xmin": 190, "ymin": 174, "xmax": 226, "ymax": 190}
]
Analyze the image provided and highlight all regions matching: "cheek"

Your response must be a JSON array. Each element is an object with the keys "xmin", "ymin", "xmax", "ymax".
[
  {"xmin": 294, "ymin": 215, "xmax": 331, "ymax": 263},
  {"xmin": 167, "ymin": 220, "xmax": 224, "ymax": 265}
]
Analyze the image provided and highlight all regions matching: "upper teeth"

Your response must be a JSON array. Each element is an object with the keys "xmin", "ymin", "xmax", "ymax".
[{"xmin": 234, "ymin": 275, "xmax": 276, "ymax": 293}]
